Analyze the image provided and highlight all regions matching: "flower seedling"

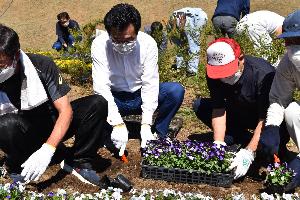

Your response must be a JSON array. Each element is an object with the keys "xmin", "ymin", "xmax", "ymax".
[
  {"xmin": 142, "ymin": 139, "xmax": 234, "ymax": 174},
  {"xmin": 266, "ymin": 161, "xmax": 295, "ymax": 187}
]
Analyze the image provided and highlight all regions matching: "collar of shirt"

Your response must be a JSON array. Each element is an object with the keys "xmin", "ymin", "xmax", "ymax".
[{"xmin": 99, "ymin": 31, "xmax": 158, "ymax": 93}]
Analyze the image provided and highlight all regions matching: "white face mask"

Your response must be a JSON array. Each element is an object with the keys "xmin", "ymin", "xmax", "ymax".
[
  {"xmin": 220, "ymin": 70, "xmax": 242, "ymax": 85},
  {"xmin": 0, "ymin": 58, "xmax": 16, "ymax": 83},
  {"xmin": 287, "ymin": 45, "xmax": 300, "ymax": 70},
  {"xmin": 112, "ymin": 39, "xmax": 137, "ymax": 55},
  {"xmin": 61, "ymin": 21, "xmax": 69, "ymax": 27}
]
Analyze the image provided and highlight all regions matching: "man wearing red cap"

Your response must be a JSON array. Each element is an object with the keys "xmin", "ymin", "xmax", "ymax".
[{"xmin": 193, "ymin": 38, "xmax": 288, "ymax": 179}]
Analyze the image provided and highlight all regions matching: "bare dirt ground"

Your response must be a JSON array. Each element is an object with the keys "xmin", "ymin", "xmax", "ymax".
[
  {"xmin": 1, "ymin": 0, "xmax": 299, "ymax": 50},
  {"xmin": 1, "ymin": 0, "xmax": 300, "ymax": 198},
  {"xmin": 0, "ymin": 82, "xmax": 294, "ymax": 199}
]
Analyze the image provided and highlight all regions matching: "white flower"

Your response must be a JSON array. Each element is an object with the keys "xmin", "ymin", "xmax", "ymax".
[
  {"xmin": 282, "ymin": 193, "xmax": 294, "ymax": 200},
  {"xmin": 232, "ymin": 193, "xmax": 246, "ymax": 200},
  {"xmin": 56, "ymin": 188, "xmax": 67, "ymax": 196},
  {"xmin": 130, "ymin": 189, "xmax": 138, "ymax": 194},
  {"xmin": 17, "ymin": 183, "xmax": 25, "ymax": 192},
  {"xmin": 112, "ymin": 190, "xmax": 122, "ymax": 200},
  {"xmin": 260, "ymin": 192, "xmax": 275, "ymax": 200},
  {"xmin": 0, "ymin": 166, "xmax": 7, "ymax": 177},
  {"xmin": 4, "ymin": 183, "xmax": 10, "ymax": 191}
]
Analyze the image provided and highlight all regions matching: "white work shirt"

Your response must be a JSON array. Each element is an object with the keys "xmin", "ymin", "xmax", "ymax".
[
  {"xmin": 266, "ymin": 53, "xmax": 300, "ymax": 126},
  {"xmin": 91, "ymin": 31, "xmax": 159, "ymax": 126},
  {"xmin": 238, "ymin": 10, "xmax": 284, "ymax": 34},
  {"xmin": 173, "ymin": 7, "xmax": 208, "ymax": 31},
  {"xmin": 236, "ymin": 10, "xmax": 284, "ymax": 48}
]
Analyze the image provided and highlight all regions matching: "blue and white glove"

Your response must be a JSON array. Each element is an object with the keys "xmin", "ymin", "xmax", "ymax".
[
  {"xmin": 111, "ymin": 124, "xmax": 128, "ymax": 156},
  {"xmin": 21, "ymin": 143, "xmax": 55, "ymax": 181},
  {"xmin": 229, "ymin": 148, "xmax": 255, "ymax": 179}
]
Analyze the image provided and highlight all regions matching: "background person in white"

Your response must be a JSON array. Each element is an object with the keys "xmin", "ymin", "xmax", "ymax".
[
  {"xmin": 260, "ymin": 10, "xmax": 300, "ymax": 192},
  {"xmin": 169, "ymin": 7, "xmax": 208, "ymax": 75},
  {"xmin": 91, "ymin": 3, "xmax": 185, "ymax": 155},
  {"xmin": 236, "ymin": 10, "xmax": 284, "ymax": 48}
]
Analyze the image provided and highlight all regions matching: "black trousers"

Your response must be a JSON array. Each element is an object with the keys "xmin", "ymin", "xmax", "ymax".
[{"xmin": 0, "ymin": 95, "xmax": 107, "ymax": 172}]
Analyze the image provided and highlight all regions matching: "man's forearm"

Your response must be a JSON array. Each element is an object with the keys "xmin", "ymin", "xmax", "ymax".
[
  {"xmin": 46, "ymin": 96, "xmax": 73, "ymax": 148},
  {"xmin": 46, "ymin": 108, "xmax": 72, "ymax": 148},
  {"xmin": 247, "ymin": 119, "xmax": 264, "ymax": 152},
  {"xmin": 212, "ymin": 108, "xmax": 226, "ymax": 142}
]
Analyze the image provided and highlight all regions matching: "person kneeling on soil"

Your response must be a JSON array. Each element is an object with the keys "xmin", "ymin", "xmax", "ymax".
[
  {"xmin": 0, "ymin": 24, "xmax": 108, "ymax": 186},
  {"xmin": 52, "ymin": 12, "xmax": 82, "ymax": 52},
  {"xmin": 91, "ymin": 3, "xmax": 185, "ymax": 157},
  {"xmin": 260, "ymin": 10, "xmax": 300, "ymax": 192},
  {"xmin": 193, "ymin": 38, "xmax": 289, "ymax": 179}
]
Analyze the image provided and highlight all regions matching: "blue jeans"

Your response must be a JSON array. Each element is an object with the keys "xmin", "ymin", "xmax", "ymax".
[
  {"xmin": 52, "ymin": 35, "xmax": 75, "ymax": 51},
  {"xmin": 174, "ymin": 8, "xmax": 207, "ymax": 73},
  {"xmin": 193, "ymin": 98, "xmax": 290, "ymax": 149},
  {"xmin": 112, "ymin": 82, "xmax": 184, "ymax": 138}
]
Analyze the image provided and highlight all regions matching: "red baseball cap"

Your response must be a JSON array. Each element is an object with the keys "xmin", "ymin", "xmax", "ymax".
[{"xmin": 206, "ymin": 38, "xmax": 241, "ymax": 79}]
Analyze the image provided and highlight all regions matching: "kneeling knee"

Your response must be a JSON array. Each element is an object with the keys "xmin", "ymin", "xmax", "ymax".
[
  {"xmin": 89, "ymin": 95, "xmax": 108, "ymax": 114},
  {"xmin": 168, "ymin": 82, "xmax": 185, "ymax": 101},
  {"xmin": 0, "ymin": 113, "xmax": 28, "ymax": 134}
]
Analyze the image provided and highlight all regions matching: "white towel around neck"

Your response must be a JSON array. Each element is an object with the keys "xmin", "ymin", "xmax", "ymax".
[{"xmin": 0, "ymin": 50, "xmax": 48, "ymax": 115}]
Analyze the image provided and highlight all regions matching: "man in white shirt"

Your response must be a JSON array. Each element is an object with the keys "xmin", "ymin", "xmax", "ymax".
[
  {"xmin": 91, "ymin": 3, "xmax": 185, "ymax": 156},
  {"xmin": 236, "ymin": 11, "xmax": 284, "ymax": 48},
  {"xmin": 259, "ymin": 10, "xmax": 300, "ymax": 192}
]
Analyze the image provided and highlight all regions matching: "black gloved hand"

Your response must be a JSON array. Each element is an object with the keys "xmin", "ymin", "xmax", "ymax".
[{"xmin": 259, "ymin": 125, "xmax": 280, "ymax": 156}]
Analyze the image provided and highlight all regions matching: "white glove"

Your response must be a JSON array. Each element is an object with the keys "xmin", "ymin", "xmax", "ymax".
[
  {"xmin": 140, "ymin": 124, "xmax": 156, "ymax": 148},
  {"xmin": 229, "ymin": 148, "xmax": 255, "ymax": 179},
  {"xmin": 111, "ymin": 124, "xmax": 128, "ymax": 156},
  {"xmin": 21, "ymin": 143, "xmax": 55, "ymax": 181}
]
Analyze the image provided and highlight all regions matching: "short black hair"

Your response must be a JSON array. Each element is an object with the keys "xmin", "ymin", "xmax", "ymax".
[
  {"xmin": 57, "ymin": 12, "xmax": 70, "ymax": 20},
  {"xmin": 151, "ymin": 21, "xmax": 163, "ymax": 33},
  {"xmin": 104, "ymin": 3, "xmax": 141, "ymax": 35},
  {"xmin": 0, "ymin": 24, "xmax": 20, "ymax": 59}
]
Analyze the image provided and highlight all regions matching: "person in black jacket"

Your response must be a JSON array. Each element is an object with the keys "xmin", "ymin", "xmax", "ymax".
[
  {"xmin": 193, "ymin": 38, "xmax": 289, "ymax": 179},
  {"xmin": 0, "ymin": 24, "xmax": 107, "ymax": 186},
  {"xmin": 52, "ymin": 12, "xmax": 81, "ymax": 51}
]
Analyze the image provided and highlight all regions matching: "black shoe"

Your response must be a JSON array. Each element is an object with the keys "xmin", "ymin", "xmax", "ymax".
[{"xmin": 60, "ymin": 160, "xmax": 101, "ymax": 186}]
